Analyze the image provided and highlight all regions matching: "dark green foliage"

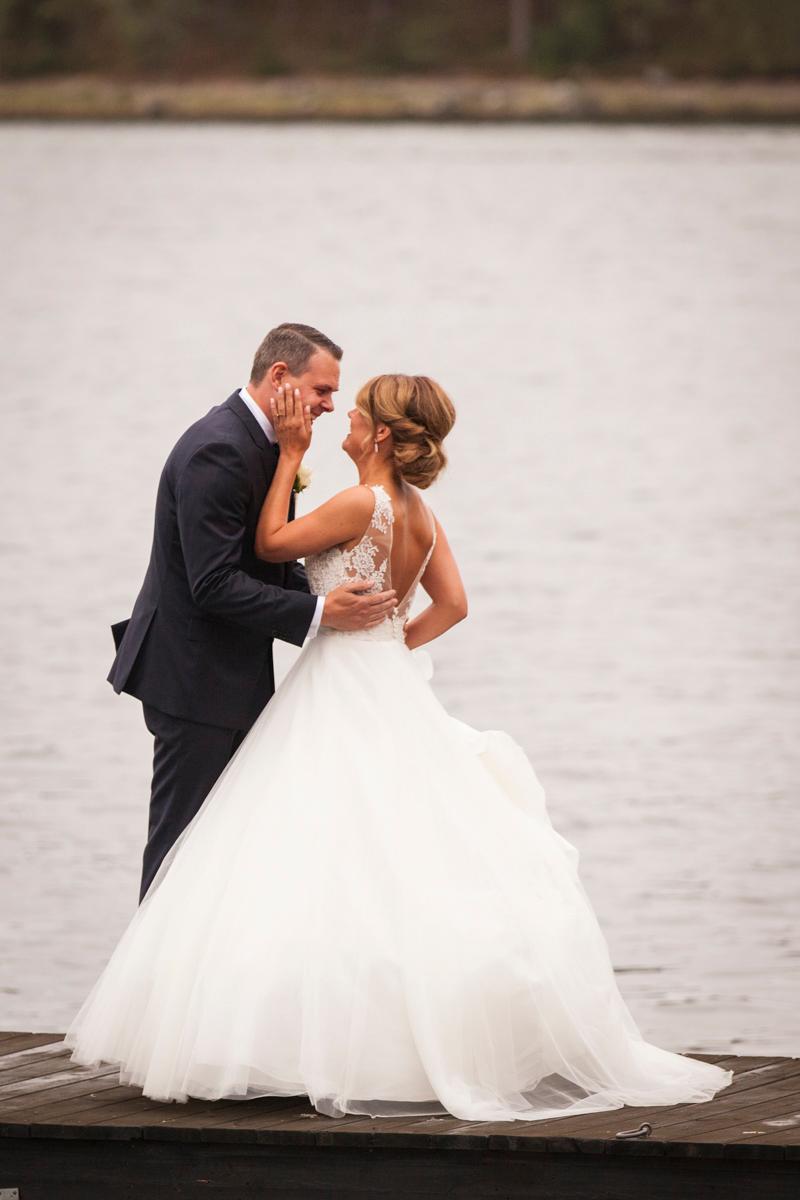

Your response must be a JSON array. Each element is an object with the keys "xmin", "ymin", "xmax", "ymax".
[
  {"xmin": 0, "ymin": 0, "xmax": 114, "ymax": 75},
  {"xmin": 1, "ymin": 0, "xmax": 798, "ymax": 80}
]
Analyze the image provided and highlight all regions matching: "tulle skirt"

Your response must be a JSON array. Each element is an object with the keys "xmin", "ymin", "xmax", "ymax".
[{"xmin": 65, "ymin": 628, "xmax": 733, "ymax": 1121}]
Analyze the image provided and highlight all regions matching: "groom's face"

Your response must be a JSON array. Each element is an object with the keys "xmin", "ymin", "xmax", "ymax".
[{"xmin": 276, "ymin": 350, "xmax": 340, "ymax": 421}]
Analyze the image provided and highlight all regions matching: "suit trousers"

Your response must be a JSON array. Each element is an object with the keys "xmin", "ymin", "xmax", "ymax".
[{"xmin": 139, "ymin": 704, "xmax": 248, "ymax": 903}]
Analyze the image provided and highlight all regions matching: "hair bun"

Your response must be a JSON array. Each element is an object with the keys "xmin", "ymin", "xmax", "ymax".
[{"xmin": 393, "ymin": 431, "xmax": 447, "ymax": 490}]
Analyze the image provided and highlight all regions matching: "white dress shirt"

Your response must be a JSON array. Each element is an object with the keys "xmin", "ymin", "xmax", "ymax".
[{"xmin": 239, "ymin": 386, "xmax": 324, "ymax": 641}]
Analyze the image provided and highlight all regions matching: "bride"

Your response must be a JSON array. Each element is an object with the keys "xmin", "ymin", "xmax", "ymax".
[{"xmin": 65, "ymin": 373, "xmax": 733, "ymax": 1122}]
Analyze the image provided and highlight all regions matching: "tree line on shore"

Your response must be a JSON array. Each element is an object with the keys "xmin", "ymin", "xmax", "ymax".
[{"xmin": 2, "ymin": 0, "xmax": 799, "ymax": 81}]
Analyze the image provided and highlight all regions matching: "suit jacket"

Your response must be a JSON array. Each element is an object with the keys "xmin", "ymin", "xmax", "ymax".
[{"xmin": 107, "ymin": 390, "xmax": 317, "ymax": 729}]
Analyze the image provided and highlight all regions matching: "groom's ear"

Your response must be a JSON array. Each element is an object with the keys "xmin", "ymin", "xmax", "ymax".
[{"xmin": 269, "ymin": 361, "xmax": 289, "ymax": 388}]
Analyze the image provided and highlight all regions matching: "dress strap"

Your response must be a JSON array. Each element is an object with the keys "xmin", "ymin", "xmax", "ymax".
[
  {"xmin": 418, "ymin": 503, "xmax": 437, "ymax": 578},
  {"xmin": 368, "ymin": 483, "xmax": 394, "ymax": 532}
]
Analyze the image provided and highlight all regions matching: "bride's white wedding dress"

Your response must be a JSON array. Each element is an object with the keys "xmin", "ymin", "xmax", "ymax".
[{"xmin": 65, "ymin": 483, "xmax": 733, "ymax": 1121}]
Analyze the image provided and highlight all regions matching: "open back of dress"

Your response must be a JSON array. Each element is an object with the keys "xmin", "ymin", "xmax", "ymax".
[{"xmin": 305, "ymin": 483, "xmax": 436, "ymax": 641}]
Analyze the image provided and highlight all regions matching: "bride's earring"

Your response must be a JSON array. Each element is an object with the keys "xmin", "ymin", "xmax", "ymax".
[{"xmin": 373, "ymin": 440, "xmax": 379, "ymax": 454}]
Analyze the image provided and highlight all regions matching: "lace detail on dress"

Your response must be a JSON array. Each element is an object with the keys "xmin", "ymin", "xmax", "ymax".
[
  {"xmin": 305, "ymin": 483, "xmax": 434, "ymax": 644},
  {"xmin": 341, "ymin": 536, "xmax": 389, "ymax": 592},
  {"xmin": 370, "ymin": 485, "xmax": 393, "ymax": 534}
]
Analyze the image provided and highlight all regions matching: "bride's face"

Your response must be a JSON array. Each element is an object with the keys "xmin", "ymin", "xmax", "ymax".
[{"xmin": 342, "ymin": 404, "xmax": 374, "ymax": 461}]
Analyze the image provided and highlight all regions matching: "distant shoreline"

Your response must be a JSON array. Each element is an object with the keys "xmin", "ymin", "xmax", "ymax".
[{"xmin": 2, "ymin": 75, "xmax": 800, "ymax": 122}]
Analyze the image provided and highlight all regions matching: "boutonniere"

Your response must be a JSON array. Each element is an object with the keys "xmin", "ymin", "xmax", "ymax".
[{"xmin": 292, "ymin": 464, "xmax": 312, "ymax": 495}]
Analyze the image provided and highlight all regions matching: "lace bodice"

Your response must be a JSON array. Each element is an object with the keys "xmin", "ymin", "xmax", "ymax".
[{"xmin": 306, "ymin": 483, "xmax": 437, "ymax": 642}]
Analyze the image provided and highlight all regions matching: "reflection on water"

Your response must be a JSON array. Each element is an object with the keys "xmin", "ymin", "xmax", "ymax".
[{"xmin": 1, "ymin": 123, "xmax": 798, "ymax": 1052}]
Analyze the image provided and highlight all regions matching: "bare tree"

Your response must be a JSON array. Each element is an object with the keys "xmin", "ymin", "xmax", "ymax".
[
  {"xmin": 508, "ymin": 0, "xmax": 532, "ymax": 63},
  {"xmin": 368, "ymin": 0, "xmax": 393, "ymax": 33}
]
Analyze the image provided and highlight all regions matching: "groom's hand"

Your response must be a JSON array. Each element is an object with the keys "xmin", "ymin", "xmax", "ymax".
[{"xmin": 321, "ymin": 581, "xmax": 398, "ymax": 631}]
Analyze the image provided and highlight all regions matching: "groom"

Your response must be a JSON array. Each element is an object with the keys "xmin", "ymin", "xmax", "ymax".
[{"xmin": 108, "ymin": 322, "xmax": 397, "ymax": 902}]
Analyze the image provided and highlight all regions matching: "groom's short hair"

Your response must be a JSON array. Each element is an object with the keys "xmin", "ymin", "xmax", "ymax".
[{"xmin": 250, "ymin": 323, "xmax": 343, "ymax": 384}]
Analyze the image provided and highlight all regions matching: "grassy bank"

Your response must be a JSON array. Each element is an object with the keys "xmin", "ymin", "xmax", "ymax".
[{"xmin": 2, "ymin": 75, "xmax": 800, "ymax": 122}]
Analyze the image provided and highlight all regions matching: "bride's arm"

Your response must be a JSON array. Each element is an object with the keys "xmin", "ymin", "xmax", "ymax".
[
  {"xmin": 255, "ymin": 386, "xmax": 374, "ymax": 562},
  {"xmin": 403, "ymin": 517, "xmax": 468, "ymax": 650}
]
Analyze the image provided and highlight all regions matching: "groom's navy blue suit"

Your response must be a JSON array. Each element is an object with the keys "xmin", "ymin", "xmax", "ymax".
[{"xmin": 108, "ymin": 390, "xmax": 317, "ymax": 902}]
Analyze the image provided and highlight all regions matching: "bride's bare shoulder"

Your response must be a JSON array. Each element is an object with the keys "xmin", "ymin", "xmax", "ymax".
[
  {"xmin": 257, "ymin": 483, "xmax": 379, "ymax": 563},
  {"xmin": 326, "ymin": 483, "xmax": 377, "ymax": 517}
]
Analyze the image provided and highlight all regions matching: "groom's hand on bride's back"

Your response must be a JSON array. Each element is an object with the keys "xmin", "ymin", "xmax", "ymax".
[{"xmin": 322, "ymin": 581, "xmax": 398, "ymax": 631}]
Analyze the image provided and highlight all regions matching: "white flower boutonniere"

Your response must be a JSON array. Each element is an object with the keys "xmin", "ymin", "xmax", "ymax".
[{"xmin": 292, "ymin": 464, "xmax": 312, "ymax": 495}]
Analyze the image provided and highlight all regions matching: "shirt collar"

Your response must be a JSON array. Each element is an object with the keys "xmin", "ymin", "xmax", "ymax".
[{"xmin": 239, "ymin": 386, "xmax": 276, "ymax": 445}]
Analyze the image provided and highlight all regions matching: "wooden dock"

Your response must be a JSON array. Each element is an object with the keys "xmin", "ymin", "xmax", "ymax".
[{"xmin": 1, "ymin": 1031, "xmax": 798, "ymax": 1198}]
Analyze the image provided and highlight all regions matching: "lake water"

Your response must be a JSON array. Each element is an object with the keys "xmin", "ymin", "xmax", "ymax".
[{"xmin": 1, "ymin": 122, "xmax": 798, "ymax": 1056}]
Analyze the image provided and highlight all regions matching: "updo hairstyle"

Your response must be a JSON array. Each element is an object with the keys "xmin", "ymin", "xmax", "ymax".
[{"xmin": 355, "ymin": 374, "xmax": 456, "ymax": 490}]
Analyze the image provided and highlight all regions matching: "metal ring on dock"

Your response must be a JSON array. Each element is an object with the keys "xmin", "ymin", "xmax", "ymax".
[{"xmin": 614, "ymin": 1122, "xmax": 653, "ymax": 1139}]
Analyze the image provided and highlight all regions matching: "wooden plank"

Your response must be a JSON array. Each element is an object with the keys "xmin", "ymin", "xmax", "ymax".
[
  {"xmin": 118, "ymin": 1097, "xmax": 305, "ymax": 1137},
  {"xmin": 712, "ymin": 1056, "xmax": 791, "ymax": 1071},
  {"xmin": 205, "ymin": 1103, "xmax": 358, "ymax": 1135},
  {"xmin": 151, "ymin": 1098, "xmax": 309, "ymax": 1131},
  {"xmin": 10, "ymin": 1089, "xmax": 172, "ymax": 1123},
  {"xmin": 0, "ymin": 1042, "xmax": 83, "ymax": 1077},
  {"xmin": 0, "ymin": 1051, "xmax": 111, "ymax": 1090},
  {"xmin": 142, "ymin": 1101, "xmax": 324, "ymax": 1143},
  {"xmin": 0, "ymin": 1032, "xmax": 64, "ymax": 1056},
  {"xmin": 8, "ymin": 1086, "xmax": 245, "ymax": 1127},
  {"xmin": 103, "ymin": 1097, "xmax": 298, "ymax": 1131},
  {"xmin": 283, "ymin": 1109, "xmax": 452, "ymax": 1143},
  {"xmin": 28, "ymin": 1097, "xmax": 182, "ymax": 1128},
  {"xmin": 0, "ymin": 1066, "xmax": 121, "ymax": 1107},
  {"xmin": 734, "ymin": 1128, "xmax": 800, "ymax": 1156},
  {"xmin": 0, "ymin": 1031, "xmax": 64, "ymax": 1043},
  {"xmin": 666, "ymin": 1133, "xmax": 790, "ymax": 1161},
  {"xmin": 100, "ymin": 1099, "xmax": 410, "ymax": 1142},
  {"xmin": 378, "ymin": 1112, "xmax": 490, "ymax": 1142},
  {"xmin": 0, "ymin": 1074, "xmax": 145, "ymax": 1115},
  {"xmin": 187, "ymin": 1106, "xmax": 467, "ymax": 1150},
  {"xmin": 662, "ymin": 1098, "xmax": 800, "ymax": 1145},
  {"xmin": 295, "ymin": 1113, "xmax": 521, "ymax": 1153},
  {"xmin": 289, "ymin": 1104, "xmax": 470, "ymax": 1142}
]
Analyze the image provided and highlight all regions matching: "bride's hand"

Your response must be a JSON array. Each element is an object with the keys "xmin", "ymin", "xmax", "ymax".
[{"xmin": 270, "ymin": 384, "xmax": 312, "ymax": 458}]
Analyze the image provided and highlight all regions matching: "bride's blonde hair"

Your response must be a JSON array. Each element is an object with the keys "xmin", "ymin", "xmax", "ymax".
[{"xmin": 355, "ymin": 374, "xmax": 456, "ymax": 490}]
